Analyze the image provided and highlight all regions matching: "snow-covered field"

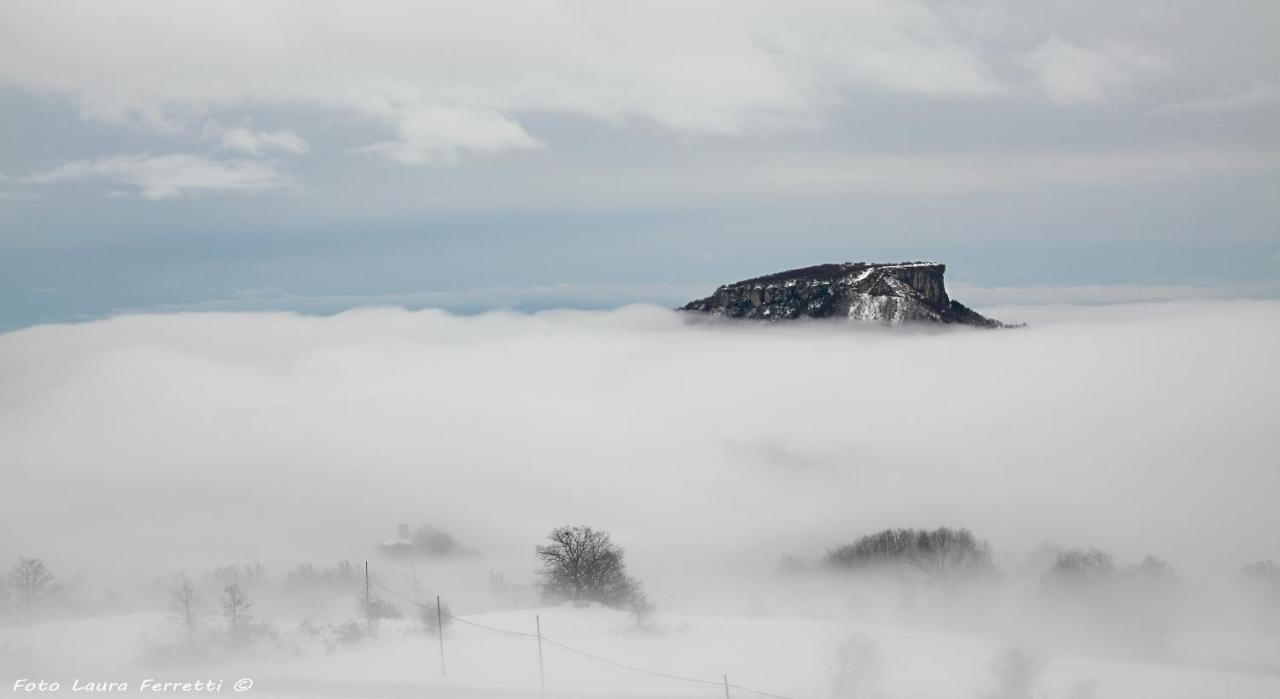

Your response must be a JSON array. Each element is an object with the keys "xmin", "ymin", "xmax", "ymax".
[{"xmin": 3, "ymin": 606, "xmax": 1279, "ymax": 698}]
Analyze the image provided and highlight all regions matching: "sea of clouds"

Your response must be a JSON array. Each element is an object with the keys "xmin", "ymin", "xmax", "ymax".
[{"xmin": 1, "ymin": 301, "xmax": 1277, "ymax": 607}]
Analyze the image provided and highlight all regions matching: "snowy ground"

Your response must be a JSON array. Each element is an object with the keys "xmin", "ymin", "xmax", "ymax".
[{"xmin": 3, "ymin": 607, "xmax": 1279, "ymax": 699}]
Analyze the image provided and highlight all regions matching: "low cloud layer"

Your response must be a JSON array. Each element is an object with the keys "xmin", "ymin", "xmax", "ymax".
[{"xmin": 1, "ymin": 302, "xmax": 1276, "ymax": 603}]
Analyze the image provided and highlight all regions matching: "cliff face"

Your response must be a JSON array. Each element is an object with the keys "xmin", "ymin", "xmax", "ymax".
[{"xmin": 680, "ymin": 262, "xmax": 1003, "ymax": 327}]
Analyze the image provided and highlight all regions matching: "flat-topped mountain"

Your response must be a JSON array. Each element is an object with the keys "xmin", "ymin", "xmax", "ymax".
[{"xmin": 680, "ymin": 261, "xmax": 1004, "ymax": 327}]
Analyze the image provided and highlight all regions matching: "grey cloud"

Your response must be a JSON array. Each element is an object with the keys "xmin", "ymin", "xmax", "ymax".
[
  {"xmin": 0, "ymin": 0, "xmax": 1159, "ymax": 162},
  {"xmin": 21, "ymin": 152, "xmax": 294, "ymax": 200},
  {"xmin": 1157, "ymin": 82, "xmax": 1280, "ymax": 115},
  {"xmin": 951, "ymin": 281, "xmax": 1280, "ymax": 307},
  {"xmin": 1025, "ymin": 36, "xmax": 1164, "ymax": 105},
  {"xmin": 217, "ymin": 126, "xmax": 310, "ymax": 157}
]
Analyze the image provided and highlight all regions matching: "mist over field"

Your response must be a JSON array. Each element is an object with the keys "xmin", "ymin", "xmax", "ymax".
[{"xmin": 1, "ymin": 301, "xmax": 1278, "ymax": 697}]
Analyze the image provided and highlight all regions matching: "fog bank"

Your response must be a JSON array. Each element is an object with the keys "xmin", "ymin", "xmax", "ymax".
[{"xmin": 1, "ymin": 301, "xmax": 1277, "ymax": 605}]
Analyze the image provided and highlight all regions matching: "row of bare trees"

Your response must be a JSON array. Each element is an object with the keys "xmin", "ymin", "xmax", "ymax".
[{"xmin": 166, "ymin": 574, "xmax": 260, "ymax": 648}]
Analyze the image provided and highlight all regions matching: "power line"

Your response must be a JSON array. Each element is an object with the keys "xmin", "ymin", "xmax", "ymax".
[
  {"xmin": 538, "ymin": 634, "xmax": 725, "ymax": 689},
  {"xmin": 368, "ymin": 578, "xmax": 429, "ymax": 608},
  {"xmin": 537, "ymin": 632, "xmax": 794, "ymax": 699},
  {"xmin": 367, "ymin": 577, "xmax": 794, "ymax": 699},
  {"xmin": 446, "ymin": 612, "xmax": 540, "ymax": 639},
  {"xmin": 371, "ymin": 579, "xmax": 539, "ymax": 638},
  {"xmin": 726, "ymin": 683, "xmax": 796, "ymax": 699}
]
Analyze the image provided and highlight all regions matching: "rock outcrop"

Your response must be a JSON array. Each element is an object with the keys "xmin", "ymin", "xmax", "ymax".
[{"xmin": 680, "ymin": 262, "xmax": 1003, "ymax": 327}]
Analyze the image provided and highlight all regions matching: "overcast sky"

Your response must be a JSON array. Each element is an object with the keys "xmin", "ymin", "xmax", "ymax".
[{"xmin": 2, "ymin": 1, "xmax": 1278, "ymax": 330}]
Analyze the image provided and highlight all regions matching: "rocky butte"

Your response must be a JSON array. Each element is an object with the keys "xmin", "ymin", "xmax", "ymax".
[{"xmin": 680, "ymin": 261, "xmax": 1005, "ymax": 327}]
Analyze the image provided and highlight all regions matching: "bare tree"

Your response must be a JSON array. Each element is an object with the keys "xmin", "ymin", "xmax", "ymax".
[
  {"xmin": 7, "ymin": 557, "xmax": 61, "ymax": 621},
  {"xmin": 1241, "ymin": 561, "xmax": 1280, "ymax": 631},
  {"xmin": 284, "ymin": 559, "xmax": 360, "ymax": 592},
  {"xmin": 910, "ymin": 528, "xmax": 996, "ymax": 580},
  {"xmin": 400, "ymin": 566, "xmax": 446, "ymax": 632},
  {"xmin": 241, "ymin": 561, "xmax": 268, "ymax": 587},
  {"xmin": 830, "ymin": 635, "xmax": 883, "ymax": 699},
  {"xmin": 981, "ymin": 646, "xmax": 1045, "ymax": 699},
  {"xmin": 629, "ymin": 591, "xmax": 655, "ymax": 630},
  {"xmin": 488, "ymin": 570, "xmax": 530, "ymax": 608},
  {"xmin": 402, "ymin": 566, "xmax": 426, "ymax": 603},
  {"xmin": 535, "ymin": 525, "xmax": 645, "ymax": 609},
  {"xmin": 1241, "ymin": 560, "xmax": 1279, "ymax": 588},
  {"xmin": 1045, "ymin": 549, "xmax": 1115, "ymax": 584},
  {"xmin": 168, "ymin": 573, "xmax": 208, "ymax": 647},
  {"xmin": 203, "ymin": 561, "xmax": 268, "ymax": 589},
  {"xmin": 220, "ymin": 584, "xmax": 253, "ymax": 638},
  {"xmin": 358, "ymin": 592, "xmax": 402, "ymax": 627}
]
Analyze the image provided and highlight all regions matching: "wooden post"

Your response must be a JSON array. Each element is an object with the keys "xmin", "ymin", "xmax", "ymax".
[
  {"xmin": 723, "ymin": 674, "xmax": 730, "ymax": 699},
  {"xmin": 536, "ymin": 615, "xmax": 546, "ymax": 696},
  {"xmin": 437, "ymin": 596, "xmax": 446, "ymax": 677},
  {"xmin": 364, "ymin": 561, "xmax": 370, "ymax": 628}
]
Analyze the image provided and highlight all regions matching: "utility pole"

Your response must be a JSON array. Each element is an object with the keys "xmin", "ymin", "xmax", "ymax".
[
  {"xmin": 723, "ymin": 674, "xmax": 731, "ymax": 699},
  {"xmin": 536, "ymin": 615, "xmax": 546, "ymax": 696},
  {"xmin": 364, "ymin": 561, "xmax": 371, "ymax": 629},
  {"xmin": 437, "ymin": 595, "xmax": 446, "ymax": 677}
]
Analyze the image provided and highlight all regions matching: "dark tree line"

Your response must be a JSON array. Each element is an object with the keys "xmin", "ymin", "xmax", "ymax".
[
  {"xmin": 826, "ymin": 527, "xmax": 996, "ymax": 581},
  {"xmin": 1042, "ymin": 549, "xmax": 1179, "ymax": 589}
]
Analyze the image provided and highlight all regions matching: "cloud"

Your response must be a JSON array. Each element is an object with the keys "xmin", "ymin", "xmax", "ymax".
[
  {"xmin": 354, "ymin": 106, "xmax": 542, "ymax": 164},
  {"xmin": 1026, "ymin": 37, "xmax": 1164, "ymax": 105},
  {"xmin": 21, "ymin": 153, "xmax": 293, "ymax": 199},
  {"xmin": 417, "ymin": 147, "xmax": 1280, "ymax": 209},
  {"xmin": 734, "ymin": 147, "xmax": 1277, "ymax": 195},
  {"xmin": 0, "ymin": 0, "xmax": 1271, "ymax": 176},
  {"xmin": 0, "ymin": 302, "xmax": 1277, "ymax": 593},
  {"xmin": 123, "ymin": 281, "xmax": 1280, "ymax": 321},
  {"xmin": 134, "ymin": 282, "xmax": 708, "ymax": 315},
  {"xmin": 0, "ymin": 1, "xmax": 1007, "ymax": 160},
  {"xmin": 1157, "ymin": 82, "xmax": 1280, "ymax": 114},
  {"xmin": 218, "ymin": 126, "xmax": 310, "ymax": 157},
  {"xmin": 953, "ymin": 281, "xmax": 1280, "ymax": 307}
]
